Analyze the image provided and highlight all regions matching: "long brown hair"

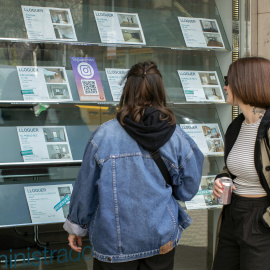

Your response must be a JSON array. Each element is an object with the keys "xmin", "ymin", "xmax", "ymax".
[
  {"xmin": 118, "ymin": 60, "xmax": 176, "ymax": 125},
  {"xmin": 227, "ymin": 57, "xmax": 270, "ymax": 108}
]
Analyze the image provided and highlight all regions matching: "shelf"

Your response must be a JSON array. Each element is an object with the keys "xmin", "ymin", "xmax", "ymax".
[
  {"xmin": 0, "ymin": 0, "xmax": 231, "ymax": 51},
  {"xmin": 0, "ymin": 160, "xmax": 82, "ymax": 168},
  {"xmin": 0, "ymin": 44, "xmax": 227, "ymax": 103},
  {"xmin": 0, "ymin": 100, "xmax": 227, "ymax": 107},
  {"xmin": 0, "ymin": 39, "xmax": 230, "ymax": 52}
]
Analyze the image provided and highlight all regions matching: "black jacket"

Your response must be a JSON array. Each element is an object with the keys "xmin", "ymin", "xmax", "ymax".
[{"xmin": 216, "ymin": 107, "xmax": 270, "ymax": 198}]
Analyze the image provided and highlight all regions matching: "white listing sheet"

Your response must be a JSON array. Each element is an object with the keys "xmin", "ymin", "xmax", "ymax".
[
  {"xmin": 105, "ymin": 68, "xmax": 128, "ymax": 101},
  {"xmin": 178, "ymin": 70, "xmax": 224, "ymax": 102},
  {"xmin": 24, "ymin": 184, "xmax": 73, "ymax": 223},
  {"xmin": 94, "ymin": 11, "xmax": 146, "ymax": 45},
  {"xmin": 185, "ymin": 176, "xmax": 220, "ymax": 210},
  {"xmin": 22, "ymin": 6, "xmax": 77, "ymax": 41},
  {"xmin": 17, "ymin": 126, "xmax": 73, "ymax": 162},
  {"xmin": 180, "ymin": 123, "xmax": 224, "ymax": 155},
  {"xmin": 178, "ymin": 17, "xmax": 225, "ymax": 49},
  {"xmin": 17, "ymin": 66, "xmax": 73, "ymax": 101}
]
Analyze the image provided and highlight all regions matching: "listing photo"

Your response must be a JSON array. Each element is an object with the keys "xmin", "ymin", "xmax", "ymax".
[
  {"xmin": 200, "ymin": 19, "xmax": 219, "ymax": 33},
  {"xmin": 117, "ymin": 13, "xmax": 139, "ymax": 28},
  {"xmin": 47, "ymin": 144, "xmax": 72, "ymax": 160},
  {"xmin": 121, "ymin": 29, "xmax": 144, "ymax": 43},
  {"xmin": 203, "ymin": 87, "xmax": 223, "ymax": 101},
  {"xmin": 203, "ymin": 33, "xmax": 224, "ymax": 47},
  {"xmin": 58, "ymin": 186, "xmax": 72, "ymax": 218},
  {"xmin": 46, "ymin": 84, "xmax": 71, "ymax": 100},
  {"xmin": 43, "ymin": 127, "xmax": 67, "ymax": 143},
  {"xmin": 43, "ymin": 68, "xmax": 66, "ymax": 83},
  {"xmin": 200, "ymin": 176, "xmax": 215, "ymax": 191},
  {"xmin": 202, "ymin": 125, "xmax": 221, "ymax": 138},
  {"xmin": 204, "ymin": 194, "xmax": 219, "ymax": 207},
  {"xmin": 206, "ymin": 139, "xmax": 224, "ymax": 153},
  {"xmin": 53, "ymin": 25, "xmax": 76, "ymax": 40},
  {"xmin": 50, "ymin": 9, "xmax": 71, "ymax": 24},
  {"xmin": 199, "ymin": 72, "xmax": 218, "ymax": 85}
]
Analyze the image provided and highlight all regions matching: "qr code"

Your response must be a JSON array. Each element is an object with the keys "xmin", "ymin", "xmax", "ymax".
[{"xmin": 81, "ymin": 80, "xmax": 99, "ymax": 95}]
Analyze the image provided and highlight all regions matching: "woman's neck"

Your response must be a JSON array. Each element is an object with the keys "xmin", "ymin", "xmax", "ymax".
[{"xmin": 239, "ymin": 103, "xmax": 265, "ymax": 124}]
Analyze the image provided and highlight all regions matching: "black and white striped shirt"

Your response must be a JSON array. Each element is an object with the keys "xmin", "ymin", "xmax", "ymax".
[{"xmin": 227, "ymin": 119, "xmax": 267, "ymax": 195}]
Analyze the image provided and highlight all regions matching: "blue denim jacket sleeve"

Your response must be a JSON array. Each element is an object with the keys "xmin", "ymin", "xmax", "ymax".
[
  {"xmin": 63, "ymin": 138, "xmax": 100, "ymax": 236},
  {"xmin": 172, "ymin": 129, "xmax": 204, "ymax": 201}
]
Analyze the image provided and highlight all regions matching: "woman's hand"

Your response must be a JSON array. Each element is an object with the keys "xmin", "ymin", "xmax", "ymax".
[
  {"xmin": 213, "ymin": 178, "xmax": 236, "ymax": 199},
  {"xmin": 213, "ymin": 178, "xmax": 223, "ymax": 199},
  {"xmin": 68, "ymin": 234, "xmax": 82, "ymax": 252}
]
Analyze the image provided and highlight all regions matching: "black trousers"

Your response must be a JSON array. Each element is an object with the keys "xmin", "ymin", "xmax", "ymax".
[
  {"xmin": 93, "ymin": 248, "xmax": 175, "ymax": 270},
  {"xmin": 213, "ymin": 193, "xmax": 270, "ymax": 270}
]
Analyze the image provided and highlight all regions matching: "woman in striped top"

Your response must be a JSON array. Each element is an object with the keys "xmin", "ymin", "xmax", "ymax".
[{"xmin": 212, "ymin": 57, "xmax": 270, "ymax": 270}]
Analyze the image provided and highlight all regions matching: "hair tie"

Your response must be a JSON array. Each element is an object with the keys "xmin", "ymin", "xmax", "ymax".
[{"xmin": 142, "ymin": 69, "xmax": 147, "ymax": 78}]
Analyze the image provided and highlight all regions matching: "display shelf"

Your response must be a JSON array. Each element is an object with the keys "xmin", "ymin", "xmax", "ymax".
[
  {"xmin": 0, "ymin": 43, "xmax": 227, "ymax": 103},
  {"xmin": 0, "ymin": 101, "xmax": 226, "ymax": 107},
  {"xmin": 0, "ymin": 180, "xmax": 75, "ymax": 227},
  {"xmin": 0, "ymin": 39, "xmax": 230, "ymax": 52},
  {"xmin": 0, "ymin": 0, "xmax": 233, "ymax": 237},
  {"xmin": 0, "ymin": 103, "xmax": 225, "ymax": 166},
  {"xmin": 0, "ymin": 0, "xmax": 230, "ymax": 50},
  {"xmin": 0, "ymin": 160, "xmax": 82, "ymax": 167},
  {"xmin": 0, "ymin": 164, "xmax": 80, "ymax": 183}
]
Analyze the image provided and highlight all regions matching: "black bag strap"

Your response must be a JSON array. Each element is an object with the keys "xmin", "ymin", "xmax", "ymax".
[{"xmin": 150, "ymin": 150, "xmax": 172, "ymax": 186}]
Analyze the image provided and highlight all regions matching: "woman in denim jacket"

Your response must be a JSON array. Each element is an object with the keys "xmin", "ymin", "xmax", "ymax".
[{"xmin": 64, "ymin": 61, "xmax": 204, "ymax": 270}]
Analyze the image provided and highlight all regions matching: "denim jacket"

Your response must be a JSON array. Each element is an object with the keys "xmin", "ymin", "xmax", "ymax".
[{"xmin": 64, "ymin": 119, "xmax": 204, "ymax": 263}]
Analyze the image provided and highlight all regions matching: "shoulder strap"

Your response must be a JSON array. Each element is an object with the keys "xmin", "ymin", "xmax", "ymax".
[{"xmin": 150, "ymin": 150, "xmax": 172, "ymax": 186}]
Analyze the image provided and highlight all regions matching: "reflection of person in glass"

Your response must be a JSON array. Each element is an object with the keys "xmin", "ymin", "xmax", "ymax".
[
  {"xmin": 212, "ymin": 57, "xmax": 270, "ymax": 270},
  {"xmin": 63, "ymin": 61, "xmax": 204, "ymax": 270}
]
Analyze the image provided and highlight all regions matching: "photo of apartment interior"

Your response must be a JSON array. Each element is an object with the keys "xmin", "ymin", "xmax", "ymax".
[
  {"xmin": 43, "ymin": 128, "xmax": 66, "ymax": 142},
  {"xmin": 50, "ymin": 10, "xmax": 70, "ymax": 24},
  {"xmin": 199, "ymin": 73, "xmax": 218, "ymax": 85},
  {"xmin": 58, "ymin": 186, "xmax": 71, "ymax": 218},
  {"xmin": 207, "ymin": 139, "xmax": 224, "ymax": 153},
  {"xmin": 46, "ymin": 84, "xmax": 70, "ymax": 99},
  {"xmin": 117, "ymin": 14, "xmax": 139, "ymax": 28},
  {"xmin": 200, "ymin": 20, "xmax": 218, "ymax": 33},
  {"xmin": 202, "ymin": 125, "xmax": 221, "ymax": 138},
  {"xmin": 203, "ymin": 87, "xmax": 223, "ymax": 100},
  {"xmin": 47, "ymin": 144, "xmax": 71, "ymax": 159},
  {"xmin": 122, "ymin": 29, "xmax": 143, "ymax": 43},
  {"xmin": 201, "ymin": 177, "xmax": 215, "ymax": 190},
  {"xmin": 205, "ymin": 194, "xmax": 218, "ymax": 206},
  {"xmin": 53, "ymin": 25, "xmax": 75, "ymax": 39},
  {"xmin": 44, "ymin": 68, "xmax": 66, "ymax": 83},
  {"xmin": 204, "ymin": 33, "xmax": 223, "ymax": 47}
]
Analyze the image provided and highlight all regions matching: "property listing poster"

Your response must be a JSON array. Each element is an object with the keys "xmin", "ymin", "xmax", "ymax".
[
  {"xmin": 24, "ymin": 184, "xmax": 73, "ymax": 223},
  {"xmin": 17, "ymin": 66, "xmax": 73, "ymax": 101},
  {"xmin": 105, "ymin": 68, "xmax": 128, "ymax": 101},
  {"xmin": 21, "ymin": 6, "xmax": 77, "ymax": 41},
  {"xmin": 70, "ymin": 57, "xmax": 106, "ymax": 101},
  {"xmin": 94, "ymin": 11, "xmax": 146, "ymax": 45},
  {"xmin": 178, "ymin": 17, "xmax": 225, "ymax": 49},
  {"xmin": 17, "ymin": 126, "xmax": 73, "ymax": 162},
  {"xmin": 180, "ymin": 123, "xmax": 224, "ymax": 155},
  {"xmin": 185, "ymin": 176, "xmax": 220, "ymax": 210},
  {"xmin": 178, "ymin": 70, "xmax": 225, "ymax": 102}
]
